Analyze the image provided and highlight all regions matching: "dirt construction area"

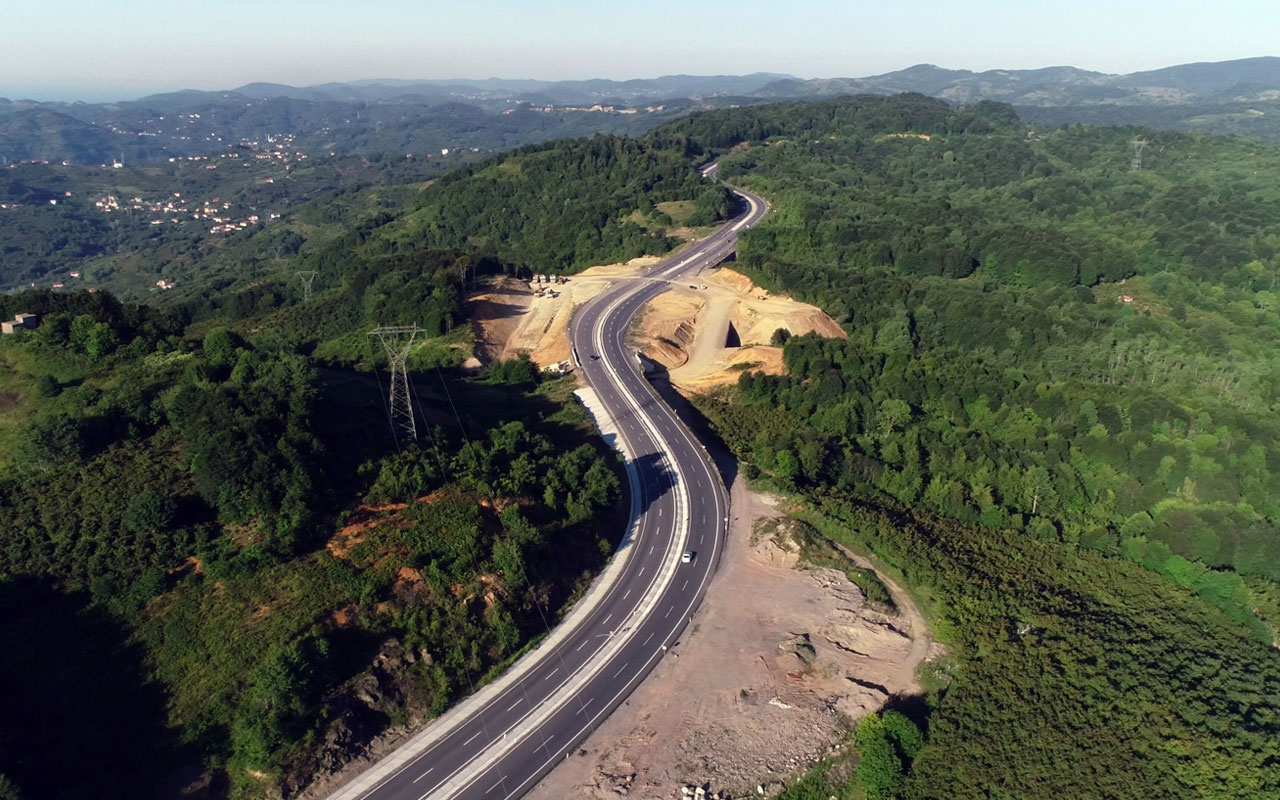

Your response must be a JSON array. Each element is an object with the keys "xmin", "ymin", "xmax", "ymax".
[
  {"xmin": 466, "ymin": 259, "xmax": 844, "ymax": 389},
  {"xmin": 525, "ymin": 479, "xmax": 935, "ymax": 800},
  {"xmin": 468, "ymin": 257, "xmax": 936, "ymax": 799},
  {"xmin": 467, "ymin": 260, "xmax": 664, "ymax": 370}
]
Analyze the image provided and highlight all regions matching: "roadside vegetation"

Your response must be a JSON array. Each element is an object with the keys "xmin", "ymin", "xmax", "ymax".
[
  {"xmin": 6, "ymin": 89, "xmax": 1280, "ymax": 799},
  {"xmin": 686, "ymin": 94, "xmax": 1280, "ymax": 798},
  {"xmin": 0, "ymin": 289, "xmax": 621, "ymax": 798},
  {"xmin": 0, "ymin": 122, "xmax": 735, "ymax": 798}
]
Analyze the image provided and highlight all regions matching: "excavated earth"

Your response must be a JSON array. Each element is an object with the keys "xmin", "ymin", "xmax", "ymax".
[
  {"xmin": 524, "ymin": 481, "xmax": 939, "ymax": 800},
  {"xmin": 467, "ymin": 260, "xmax": 845, "ymax": 387}
]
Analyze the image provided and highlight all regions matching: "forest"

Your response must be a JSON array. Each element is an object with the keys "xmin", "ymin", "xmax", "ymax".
[
  {"xmin": 383, "ymin": 134, "xmax": 732, "ymax": 271},
  {"xmin": 691, "ymin": 95, "xmax": 1280, "ymax": 586},
  {"xmin": 682, "ymin": 94, "xmax": 1280, "ymax": 797},
  {"xmin": 0, "ymin": 123, "xmax": 735, "ymax": 797},
  {"xmin": 173, "ymin": 133, "xmax": 732, "ymax": 349},
  {"xmin": 5, "ymin": 89, "xmax": 1280, "ymax": 798},
  {"xmin": 0, "ymin": 288, "xmax": 621, "ymax": 798},
  {"xmin": 0, "ymin": 102, "xmax": 727, "ymax": 298},
  {"xmin": 0, "ymin": 150, "xmax": 451, "ymax": 296}
]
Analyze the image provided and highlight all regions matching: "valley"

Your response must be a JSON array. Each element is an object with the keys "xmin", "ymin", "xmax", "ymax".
[{"xmin": 2, "ymin": 77, "xmax": 1280, "ymax": 800}]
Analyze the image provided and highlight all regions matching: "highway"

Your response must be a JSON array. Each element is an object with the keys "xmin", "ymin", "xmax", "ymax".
[{"xmin": 329, "ymin": 174, "xmax": 768, "ymax": 800}]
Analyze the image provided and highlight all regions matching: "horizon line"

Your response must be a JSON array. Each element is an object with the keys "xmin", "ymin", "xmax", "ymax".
[{"xmin": 2, "ymin": 54, "xmax": 1277, "ymax": 105}]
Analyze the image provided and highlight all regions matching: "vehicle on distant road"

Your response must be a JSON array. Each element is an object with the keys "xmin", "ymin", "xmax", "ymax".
[{"xmin": 681, "ymin": 550, "xmax": 696, "ymax": 564}]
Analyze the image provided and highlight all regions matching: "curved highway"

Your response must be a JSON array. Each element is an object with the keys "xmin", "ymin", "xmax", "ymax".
[{"xmin": 330, "ymin": 174, "xmax": 768, "ymax": 800}]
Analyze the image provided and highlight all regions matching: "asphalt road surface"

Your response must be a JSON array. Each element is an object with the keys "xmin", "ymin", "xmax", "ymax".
[{"xmin": 329, "ymin": 177, "xmax": 768, "ymax": 800}]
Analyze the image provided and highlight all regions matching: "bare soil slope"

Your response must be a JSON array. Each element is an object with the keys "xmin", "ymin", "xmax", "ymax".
[
  {"xmin": 467, "ymin": 260, "xmax": 844, "ymax": 392},
  {"xmin": 525, "ymin": 475, "xmax": 936, "ymax": 800},
  {"xmin": 468, "ymin": 259, "xmax": 663, "ymax": 368},
  {"xmin": 637, "ymin": 267, "xmax": 846, "ymax": 393}
]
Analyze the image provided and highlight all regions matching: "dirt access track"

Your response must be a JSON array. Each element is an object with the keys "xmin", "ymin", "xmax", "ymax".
[{"xmin": 467, "ymin": 258, "xmax": 937, "ymax": 799}]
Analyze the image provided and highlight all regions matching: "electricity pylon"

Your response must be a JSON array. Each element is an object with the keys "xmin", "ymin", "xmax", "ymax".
[
  {"xmin": 368, "ymin": 326, "xmax": 422, "ymax": 443},
  {"xmin": 1130, "ymin": 138, "xmax": 1149, "ymax": 172},
  {"xmin": 298, "ymin": 271, "xmax": 317, "ymax": 301}
]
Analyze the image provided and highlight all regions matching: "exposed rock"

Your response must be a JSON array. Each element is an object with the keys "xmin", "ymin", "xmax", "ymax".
[
  {"xmin": 834, "ymin": 677, "xmax": 890, "ymax": 721},
  {"xmin": 779, "ymin": 632, "xmax": 816, "ymax": 664},
  {"xmin": 515, "ymin": 481, "xmax": 937, "ymax": 800},
  {"xmin": 290, "ymin": 638, "xmax": 438, "ymax": 798}
]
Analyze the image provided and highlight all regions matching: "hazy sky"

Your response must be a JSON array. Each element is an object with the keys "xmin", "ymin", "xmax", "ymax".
[{"xmin": 4, "ymin": 0, "xmax": 1277, "ymax": 101}]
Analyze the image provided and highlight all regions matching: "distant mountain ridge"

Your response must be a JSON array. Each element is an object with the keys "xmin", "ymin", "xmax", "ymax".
[
  {"xmin": 754, "ymin": 57, "xmax": 1280, "ymax": 106},
  {"xmin": 215, "ymin": 58, "xmax": 1280, "ymax": 107},
  {"xmin": 0, "ymin": 73, "xmax": 798, "ymax": 165},
  {"xmin": 4, "ymin": 58, "xmax": 1280, "ymax": 166},
  {"xmin": 182, "ymin": 73, "xmax": 799, "ymax": 107},
  {"xmin": 5, "ymin": 58, "xmax": 1276, "ymax": 110}
]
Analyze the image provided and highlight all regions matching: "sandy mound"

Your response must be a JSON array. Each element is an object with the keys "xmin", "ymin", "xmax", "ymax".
[
  {"xmin": 466, "ymin": 276, "xmax": 533, "ymax": 365},
  {"xmin": 634, "ymin": 292, "xmax": 702, "ymax": 371},
  {"xmin": 467, "ymin": 257, "xmax": 664, "ymax": 369},
  {"xmin": 467, "ymin": 259, "xmax": 843, "ymax": 393},
  {"xmin": 635, "ymin": 267, "xmax": 845, "ymax": 391}
]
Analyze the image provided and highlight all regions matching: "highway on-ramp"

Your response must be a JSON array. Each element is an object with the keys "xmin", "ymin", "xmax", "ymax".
[{"xmin": 329, "ymin": 176, "xmax": 768, "ymax": 800}]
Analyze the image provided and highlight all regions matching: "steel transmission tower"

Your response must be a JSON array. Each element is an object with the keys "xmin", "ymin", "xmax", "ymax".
[
  {"xmin": 298, "ymin": 271, "xmax": 317, "ymax": 301},
  {"xmin": 1130, "ymin": 138, "xmax": 1149, "ymax": 172},
  {"xmin": 368, "ymin": 326, "xmax": 422, "ymax": 443}
]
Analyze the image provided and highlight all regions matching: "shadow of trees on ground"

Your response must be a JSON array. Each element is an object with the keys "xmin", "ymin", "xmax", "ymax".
[{"xmin": 0, "ymin": 577, "xmax": 180, "ymax": 800}]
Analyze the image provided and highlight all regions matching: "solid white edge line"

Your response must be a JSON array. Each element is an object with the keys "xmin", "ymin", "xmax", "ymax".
[{"xmin": 332, "ymin": 184, "xmax": 761, "ymax": 800}]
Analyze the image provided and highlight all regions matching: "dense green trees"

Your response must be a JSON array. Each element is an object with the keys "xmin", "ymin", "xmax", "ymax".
[
  {"xmin": 726, "ymin": 325, "xmax": 1280, "ymax": 601},
  {"xmin": 367, "ymin": 134, "xmax": 732, "ymax": 274},
  {"xmin": 692, "ymin": 98, "xmax": 1280, "ymax": 293},
  {"xmin": 485, "ymin": 353, "xmax": 540, "ymax": 387},
  {"xmin": 229, "ymin": 635, "xmax": 333, "ymax": 774},
  {"xmin": 167, "ymin": 350, "xmax": 325, "ymax": 554},
  {"xmin": 854, "ymin": 715, "xmax": 900, "ymax": 798},
  {"xmin": 857, "ymin": 499, "xmax": 1280, "ymax": 800},
  {"xmin": 681, "ymin": 94, "xmax": 1280, "ymax": 797},
  {"xmin": 688, "ymin": 95, "xmax": 1280, "ymax": 589},
  {"xmin": 0, "ymin": 284, "xmax": 624, "ymax": 796}
]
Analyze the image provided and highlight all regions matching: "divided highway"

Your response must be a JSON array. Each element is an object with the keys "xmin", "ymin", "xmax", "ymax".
[{"xmin": 329, "ymin": 177, "xmax": 768, "ymax": 800}]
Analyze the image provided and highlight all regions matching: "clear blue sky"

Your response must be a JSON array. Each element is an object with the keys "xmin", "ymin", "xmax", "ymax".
[{"xmin": 4, "ymin": 0, "xmax": 1277, "ymax": 101}]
